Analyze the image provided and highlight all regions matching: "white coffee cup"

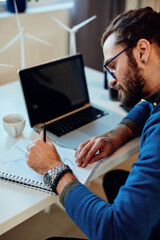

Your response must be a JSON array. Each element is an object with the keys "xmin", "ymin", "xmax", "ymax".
[{"xmin": 2, "ymin": 114, "xmax": 25, "ymax": 137}]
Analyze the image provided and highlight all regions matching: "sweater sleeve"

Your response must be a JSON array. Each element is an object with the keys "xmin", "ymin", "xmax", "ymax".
[
  {"xmin": 120, "ymin": 101, "xmax": 152, "ymax": 136},
  {"xmin": 64, "ymin": 106, "xmax": 160, "ymax": 240}
]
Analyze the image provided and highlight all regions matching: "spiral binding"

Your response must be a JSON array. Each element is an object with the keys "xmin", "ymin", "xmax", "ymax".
[{"xmin": 0, "ymin": 170, "xmax": 55, "ymax": 195}]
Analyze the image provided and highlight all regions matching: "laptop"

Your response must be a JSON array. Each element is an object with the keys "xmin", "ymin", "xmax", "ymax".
[{"xmin": 18, "ymin": 54, "xmax": 123, "ymax": 149}]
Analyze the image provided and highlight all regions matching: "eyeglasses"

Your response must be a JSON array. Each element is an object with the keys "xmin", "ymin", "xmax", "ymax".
[{"xmin": 104, "ymin": 45, "xmax": 132, "ymax": 79}]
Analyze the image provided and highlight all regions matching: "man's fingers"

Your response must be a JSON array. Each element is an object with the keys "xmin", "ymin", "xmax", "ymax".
[
  {"xmin": 77, "ymin": 138, "xmax": 108, "ymax": 167},
  {"xmin": 25, "ymin": 151, "xmax": 29, "ymax": 158},
  {"xmin": 40, "ymin": 131, "xmax": 54, "ymax": 148},
  {"xmin": 46, "ymin": 136, "xmax": 55, "ymax": 147},
  {"xmin": 81, "ymin": 150, "xmax": 107, "ymax": 168},
  {"xmin": 76, "ymin": 142, "xmax": 94, "ymax": 166},
  {"xmin": 89, "ymin": 151, "xmax": 107, "ymax": 164},
  {"xmin": 26, "ymin": 144, "xmax": 33, "ymax": 151},
  {"xmin": 76, "ymin": 139, "xmax": 99, "ymax": 167},
  {"xmin": 80, "ymin": 143, "xmax": 101, "ymax": 167},
  {"xmin": 75, "ymin": 139, "xmax": 90, "ymax": 157},
  {"xmin": 26, "ymin": 142, "xmax": 36, "ymax": 158}
]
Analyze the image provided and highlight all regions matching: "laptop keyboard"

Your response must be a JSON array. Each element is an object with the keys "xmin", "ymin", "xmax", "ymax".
[{"xmin": 46, "ymin": 106, "xmax": 108, "ymax": 137}]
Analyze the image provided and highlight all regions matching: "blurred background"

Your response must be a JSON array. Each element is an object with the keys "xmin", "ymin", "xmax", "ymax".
[{"xmin": 0, "ymin": 0, "xmax": 160, "ymax": 85}]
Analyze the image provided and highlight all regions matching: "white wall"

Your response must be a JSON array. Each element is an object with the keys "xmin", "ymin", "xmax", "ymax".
[
  {"xmin": 0, "ymin": 9, "xmax": 71, "ymax": 85},
  {"xmin": 125, "ymin": 0, "xmax": 160, "ymax": 11}
]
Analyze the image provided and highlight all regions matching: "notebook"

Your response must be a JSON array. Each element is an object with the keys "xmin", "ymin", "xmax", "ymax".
[
  {"xmin": 18, "ymin": 54, "xmax": 123, "ymax": 149},
  {"xmin": 0, "ymin": 139, "xmax": 100, "ymax": 195}
]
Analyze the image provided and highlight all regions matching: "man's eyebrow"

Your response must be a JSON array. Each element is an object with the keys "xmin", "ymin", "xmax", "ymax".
[
  {"xmin": 104, "ymin": 58, "xmax": 114, "ymax": 66},
  {"xmin": 104, "ymin": 44, "xmax": 134, "ymax": 67}
]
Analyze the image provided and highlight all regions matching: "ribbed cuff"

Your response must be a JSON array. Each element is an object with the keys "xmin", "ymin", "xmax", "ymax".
[
  {"xmin": 120, "ymin": 119, "xmax": 138, "ymax": 137},
  {"xmin": 60, "ymin": 180, "xmax": 81, "ymax": 206}
]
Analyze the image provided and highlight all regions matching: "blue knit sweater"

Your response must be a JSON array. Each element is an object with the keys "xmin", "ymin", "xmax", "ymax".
[{"xmin": 63, "ymin": 96, "xmax": 160, "ymax": 239}]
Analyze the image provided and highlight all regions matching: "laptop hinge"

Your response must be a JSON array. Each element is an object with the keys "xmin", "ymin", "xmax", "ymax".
[{"xmin": 35, "ymin": 103, "xmax": 91, "ymax": 128}]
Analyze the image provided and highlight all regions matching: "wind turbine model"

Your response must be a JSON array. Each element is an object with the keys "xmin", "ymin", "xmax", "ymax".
[
  {"xmin": 0, "ymin": 0, "xmax": 52, "ymax": 69},
  {"xmin": 49, "ymin": 14, "xmax": 97, "ymax": 55}
]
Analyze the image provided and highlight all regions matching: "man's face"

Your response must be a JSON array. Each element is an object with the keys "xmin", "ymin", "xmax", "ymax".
[{"xmin": 103, "ymin": 33, "xmax": 145, "ymax": 108}]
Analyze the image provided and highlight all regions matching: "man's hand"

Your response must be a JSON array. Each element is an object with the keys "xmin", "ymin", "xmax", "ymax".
[
  {"xmin": 75, "ymin": 124, "xmax": 133, "ymax": 168},
  {"xmin": 26, "ymin": 132, "xmax": 62, "ymax": 175},
  {"xmin": 75, "ymin": 136, "xmax": 113, "ymax": 168}
]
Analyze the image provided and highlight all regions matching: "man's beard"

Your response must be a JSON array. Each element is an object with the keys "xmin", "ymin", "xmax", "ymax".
[{"xmin": 116, "ymin": 56, "xmax": 145, "ymax": 108}]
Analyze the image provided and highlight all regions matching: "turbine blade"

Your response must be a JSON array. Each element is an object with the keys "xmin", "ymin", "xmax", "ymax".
[
  {"xmin": 0, "ymin": 32, "xmax": 21, "ymax": 54},
  {"xmin": 25, "ymin": 33, "xmax": 53, "ymax": 46},
  {"xmin": 0, "ymin": 64, "xmax": 15, "ymax": 68},
  {"xmin": 49, "ymin": 14, "xmax": 71, "ymax": 32},
  {"xmin": 13, "ymin": 0, "xmax": 22, "ymax": 32},
  {"xmin": 73, "ymin": 15, "xmax": 97, "ymax": 31}
]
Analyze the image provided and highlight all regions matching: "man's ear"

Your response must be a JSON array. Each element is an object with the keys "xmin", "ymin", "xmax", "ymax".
[{"xmin": 136, "ymin": 39, "xmax": 151, "ymax": 64}]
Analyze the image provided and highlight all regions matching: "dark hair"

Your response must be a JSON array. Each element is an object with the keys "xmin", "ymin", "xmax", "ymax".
[{"xmin": 101, "ymin": 7, "xmax": 160, "ymax": 48}]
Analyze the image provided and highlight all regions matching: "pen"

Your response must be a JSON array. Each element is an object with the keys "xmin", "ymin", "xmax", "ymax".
[{"xmin": 43, "ymin": 124, "xmax": 46, "ymax": 142}]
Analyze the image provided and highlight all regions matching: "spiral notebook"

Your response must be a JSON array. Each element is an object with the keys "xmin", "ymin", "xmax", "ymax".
[{"xmin": 0, "ymin": 139, "xmax": 99, "ymax": 195}]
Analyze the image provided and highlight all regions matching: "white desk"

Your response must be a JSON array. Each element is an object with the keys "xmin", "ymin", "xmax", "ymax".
[{"xmin": 0, "ymin": 67, "xmax": 140, "ymax": 235}]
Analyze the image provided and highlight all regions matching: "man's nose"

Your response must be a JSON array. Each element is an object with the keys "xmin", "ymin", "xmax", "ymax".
[{"xmin": 108, "ymin": 75, "xmax": 117, "ymax": 88}]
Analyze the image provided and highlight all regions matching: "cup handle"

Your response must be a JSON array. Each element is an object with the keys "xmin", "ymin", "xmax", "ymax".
[{"xmin": 11, "ymin": 126, "xmax": 17, "ymax": 137}]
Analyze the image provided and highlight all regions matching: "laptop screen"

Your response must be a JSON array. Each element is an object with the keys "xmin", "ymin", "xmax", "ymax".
[{"xmin": 19, "ymin": 54, "xmax": 89, "ymax": 127}]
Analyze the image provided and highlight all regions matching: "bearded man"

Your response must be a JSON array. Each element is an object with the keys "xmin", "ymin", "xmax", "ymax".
[{"xmin": 26, "ymin": 7, "xmax": 160, "ymax": 240}]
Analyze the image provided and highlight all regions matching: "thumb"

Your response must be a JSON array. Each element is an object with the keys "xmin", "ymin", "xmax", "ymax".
[{"xmin": 40, "ymin": 131, "xmax": 54, "ymax": 148}]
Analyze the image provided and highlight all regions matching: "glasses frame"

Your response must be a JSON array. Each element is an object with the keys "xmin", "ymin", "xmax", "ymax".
[{"xmin": 104, "ymin": 45, "xmax": 132, "ymax": 79}]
